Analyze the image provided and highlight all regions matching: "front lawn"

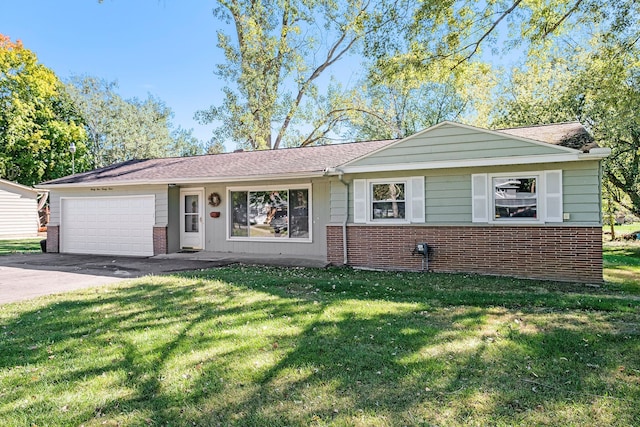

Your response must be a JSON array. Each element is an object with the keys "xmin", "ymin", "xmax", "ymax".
[
  {"xmin": 1, "ymin": 264, "xmax": 638, "ymax": 426},
  {"xmin": 603, "ymin": 241, "xmax": 640, "ymax": 292},
  {"xmin": 0, "ymin": 238, "xmax": 42, "ymax": 255}
]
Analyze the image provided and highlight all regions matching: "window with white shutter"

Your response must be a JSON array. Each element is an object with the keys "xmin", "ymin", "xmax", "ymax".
[
  {"xmin": 472, "ymin": 173, "xmax": 488, "ymax": 223},
  {"xmin": 472, "ymin": 170, "xmax": 564, "ymax": 224},
  {"xmin": 409, "ymin": 176, "xmax": 425, "ymax": 223},
  {"xmin": 353, "ymin": 179, "xmax": 367, "ymax": 223},
  {"xmin": 544, "ymin": 170, "xmax": 563, "ymax": 223},
  {"xmin": 353, "ymin": 177, "xmax": 425, "ymax": 223}
]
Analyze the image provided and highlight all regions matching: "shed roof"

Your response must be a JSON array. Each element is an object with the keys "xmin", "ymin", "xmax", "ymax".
[{"xmin": 0, "ymin": 178, "xmax": 41, "ymax": 195}]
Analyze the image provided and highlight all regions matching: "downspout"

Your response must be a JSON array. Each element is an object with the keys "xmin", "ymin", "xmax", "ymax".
[
  {"xmin": 324, "ymin": 167, "xmax": 349, "ymax": 265},
  {"xmin": 337, "ymin": 171, "xmax": 349, "ymax": 265}
]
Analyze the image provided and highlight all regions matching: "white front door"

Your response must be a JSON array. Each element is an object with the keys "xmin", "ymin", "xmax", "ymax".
[{"xmin": 180, "ymin": 188, "xmax": 205, "ymax": 250}]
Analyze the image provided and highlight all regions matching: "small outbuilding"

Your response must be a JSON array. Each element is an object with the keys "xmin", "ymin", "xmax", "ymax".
[
  {"xmin": 38, "ymin": 121, "xmax": 610, "ymax": 283},
  {"xmin": 0, "ymin": 179, "xmax": 43, "ymax": 239}
]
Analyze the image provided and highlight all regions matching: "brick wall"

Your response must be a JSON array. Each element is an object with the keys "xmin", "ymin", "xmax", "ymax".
[
  {"xmin": 153, "ymin": 226, "xmax": 168, "ymax": 255},
  {"xmin": 46, "ymin": 225, "xmax": 59, "ymax": 253},
  {"xmin": 327, "ymin": 225, "xmax": 603, "ymax": 283}
]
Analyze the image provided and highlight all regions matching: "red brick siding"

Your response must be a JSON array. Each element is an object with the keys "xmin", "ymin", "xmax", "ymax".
[
  {"xmin": 46, "ymin": 225, "xmax": 59, "ymax": 253},
  {"xmin": 327, "ymin": 225, "xmax": 603, "ymax": 283},
  {"xmin": 153, "ymin": 226, "xmax": 168, "ymax": 255}
]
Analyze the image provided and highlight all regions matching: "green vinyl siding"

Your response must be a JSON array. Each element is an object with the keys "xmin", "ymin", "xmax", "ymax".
[
  {"xmin": 340, "ymin": 160, "xmax": 602, "ymax": 226},
  {"xmin": 330, "ymin": 179, "xmax": 348, "ymax": 223},
  {"xmin": 425, "ymin": 173, "xmax": 471, "ymax": 223},
  {"xmin": 350, "ymin": 123, "xmax": 566, "ymax": 167},
  {"xmin": 561, "ymin": 164, "xmax": 601, "ymax": 223}
]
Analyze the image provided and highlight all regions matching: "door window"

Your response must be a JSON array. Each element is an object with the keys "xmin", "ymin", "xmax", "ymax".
[{"xmin": 184, "ymin": 194, "xmax": 199, "ymax": 232}]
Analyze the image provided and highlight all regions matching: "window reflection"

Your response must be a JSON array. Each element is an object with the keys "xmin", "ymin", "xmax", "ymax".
[
  {"xmin": 493, "ymin": 177, "xmax": 537, "ymax": 219},
  {"xmin": 371, "ymin": 183, "xmax": 405, "ymax": 220},
  {"xmin": 230, "ymin": 188, "xmax": 310, "ymax": 239},
  {"xmin": 184, "ymin": 195, "xmax": 199, "ymax": 232}
]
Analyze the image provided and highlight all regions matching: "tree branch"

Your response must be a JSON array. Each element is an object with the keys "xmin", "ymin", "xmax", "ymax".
[
  {"xmin": 541, "ymin": 0, "xmax": 584, "ymax": 39},
  {"xmin": 449, "ymin": 0, "xmax": 523, "ymax": 69}
]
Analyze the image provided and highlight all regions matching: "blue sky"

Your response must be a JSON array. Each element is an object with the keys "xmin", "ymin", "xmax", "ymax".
[
  {"xmin": 2, "ymin": 1, "xmax": 524, "ymax": 148},
  {"xmin": 1, "ymin": 0, "xmax": 226, "ymax": 144}
]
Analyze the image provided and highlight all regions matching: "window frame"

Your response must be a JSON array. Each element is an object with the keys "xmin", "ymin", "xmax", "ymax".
[
  {"xmin": 472, "ymin": 170, "xmax": 563, "ymax": 225},
  {"xmin": 365, "ymin": 177, "xmax": 412, "ymax": 224},
  {"xmin": 368, "ymin": 179, "xmax": 409, "ymax": 223},
  {"xmin": 491, "ymin": 173, "xmax": 541, "ymax": 223},
  {"xmin": 226, "ymin": 184, "xmax": 313, "ymax": 242}
]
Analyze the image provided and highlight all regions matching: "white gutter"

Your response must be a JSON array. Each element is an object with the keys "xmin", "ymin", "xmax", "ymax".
[
  {"xmin": 36, "ymin": 171, "xmax": 326, "ymax": 189},
  {"xmin": 578, "ymin": 147, "xmax": 611, "ymax": 159}
]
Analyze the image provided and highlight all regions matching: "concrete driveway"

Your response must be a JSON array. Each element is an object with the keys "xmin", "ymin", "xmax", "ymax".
[
  {"xmin": 0, "ymin": 252, "xmax": 329, "ymax": 304},
  {"xmin": 0, "ymin": 253, "xmax": 232, "ymax": 304}
]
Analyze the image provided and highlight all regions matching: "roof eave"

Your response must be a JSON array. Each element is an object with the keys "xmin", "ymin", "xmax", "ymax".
[{"xmin": 36, "ymin": 171, "xmax": 327, "ymax": 189}]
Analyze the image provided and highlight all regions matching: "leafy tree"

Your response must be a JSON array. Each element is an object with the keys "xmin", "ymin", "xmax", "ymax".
[
  {"xmin": 205, "ymin": 138, "xmax": 226, "ymax": 155},
  {"xmin": 369, "ymin": 0, "xmax": 638, "ymax": 76},
  {"xmin": 171, "ymin": 127, "xmax": 206, "ymax": 157},
  {"xmin": 66, "ymin": 76, "xmax": 205, "ymax": 168},
  {"xmin": 0, "ymin": 34, "xmax": 86, "ymax": 185},
  {"xmin": 344, "ymin": 60, "xmax": 495, "ymax": 140},
  {"xmin": 197, "ymin": 0, "xmax": 401, "ymax": 150},
  {"xmin": 492, "ymin": 33, "xmax": 640, "ymax": 216}
]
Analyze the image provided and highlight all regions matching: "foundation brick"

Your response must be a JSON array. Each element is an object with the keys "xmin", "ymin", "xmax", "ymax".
[
  {"xmin": 46, "ymin": 225, "xmax": 59, "ymax": 253},
  {"xmin": 153, "ymin": 226, "xmax": 168, "ymax": 255},
  {"xmin": 327, "ymin": 225, "xmax": 603, "ymax": 283}
]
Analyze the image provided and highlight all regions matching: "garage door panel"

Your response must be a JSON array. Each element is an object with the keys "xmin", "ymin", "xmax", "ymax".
[{"xmin": 61, "ymin": 196, "xmax": 155, "ymax": 257}]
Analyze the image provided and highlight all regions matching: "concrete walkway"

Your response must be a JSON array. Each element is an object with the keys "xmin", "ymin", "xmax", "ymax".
[{"xmin": 152, "ymin": 251, "xmax": 329, "ymax": 268}]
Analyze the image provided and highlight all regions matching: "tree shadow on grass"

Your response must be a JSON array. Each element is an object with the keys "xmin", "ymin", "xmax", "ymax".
[{"xmin": 0, "ymin": 266, "xmax": 638, "ymax": 426}]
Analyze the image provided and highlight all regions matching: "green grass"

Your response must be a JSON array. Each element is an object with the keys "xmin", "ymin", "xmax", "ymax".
[
  {"xmin": 0, "ymin": 238, "xmax": 42, "ymax": 255},
  {"xmin": 1, "ymin": 262, "xmax": 639, "ymax": 426},
  {"xmin": 603, "ymin": 223, "xmax": 640, "ymax": 241},
  {"xmin": 603, "ymin": 241, "xmax": 640, "ymax": 291}
]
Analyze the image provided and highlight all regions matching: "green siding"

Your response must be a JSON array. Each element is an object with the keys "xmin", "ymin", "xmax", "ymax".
[
  {"xmin": 344, "ymin": 160, "xmax": 603, "ymax": 226},
  {"xmin": 425, "ymin": 173, "xmax": 471, "ymax": 223},
  {"xmin": 349, "ymin": 123, "xmax": 567, "ymax": 167},
  {"xmin": 330, "ymin": 179, "xmax": 348, "ymax": 224}
]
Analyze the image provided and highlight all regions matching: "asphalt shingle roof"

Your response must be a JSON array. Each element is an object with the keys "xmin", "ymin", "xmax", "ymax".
[
  {"xmin": 496, "ymin": 122, "xmax": 596, "ymax": 151},
  {"xmin": 41, "ymin": 139, "xmax": 396, "ymax": 185},
  {"xmin": 41, "ymin": 121, "xmax": 595, "ymax": 186}
]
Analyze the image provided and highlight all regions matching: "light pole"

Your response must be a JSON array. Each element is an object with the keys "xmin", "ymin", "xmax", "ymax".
[{"xmin": 69, "ymin": 142, "xmax": 76, "ymax": 175}]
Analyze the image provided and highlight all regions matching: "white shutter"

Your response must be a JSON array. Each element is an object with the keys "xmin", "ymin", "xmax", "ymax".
[
  {"xmin": 471, "ymin": 174, "xmax": 489, "ymax": 223},
  {"xmin": 409, "ymin": 176, "xmax": 425, "ymax": 223},
  {"xmin": 353, "ymin": 179, "xmax": 367, "ymax": 223},
  {"xmin": 544, "ymin": 170, "xmax": 563, "ymax": 222}
]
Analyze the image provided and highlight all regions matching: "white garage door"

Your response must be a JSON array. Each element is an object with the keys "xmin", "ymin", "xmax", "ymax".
[{"xmin": 61, "ymin": 196, "xmax": 155, "ymax": 256}]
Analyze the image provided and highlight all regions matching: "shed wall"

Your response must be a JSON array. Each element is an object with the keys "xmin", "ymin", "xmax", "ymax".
[{"xmin": 0, "ymin": 185, "xmax": 39, "ymax": 238}]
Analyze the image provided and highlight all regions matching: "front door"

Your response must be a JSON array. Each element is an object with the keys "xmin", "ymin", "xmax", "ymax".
[{"xmin": 180, "ymin": 188, "xmax": 205, "ymax": 250}]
